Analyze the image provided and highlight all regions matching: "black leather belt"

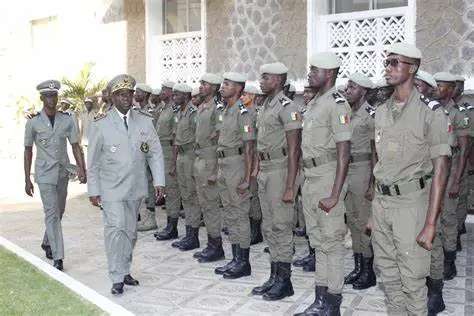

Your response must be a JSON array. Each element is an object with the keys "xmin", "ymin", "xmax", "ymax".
[
  {"xmin": 258, "ymin": 148, "xmax": 287, "ymax": 161},
  {"xmin": 217, "ymin": 147, "xmax": 243, "ymax": 158},
  {"xmin": 376, "ymin": 175, "xmax": 432, "ymax": 196}
]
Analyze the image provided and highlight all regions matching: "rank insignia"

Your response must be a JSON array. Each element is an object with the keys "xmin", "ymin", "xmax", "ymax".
[
  {"xmin": 110, "ymin": 145, "xmax": 117, "ymax": 153},
  {"xmin": 140, "ymin": 142, "xmax": 149, "ymax": 153}
]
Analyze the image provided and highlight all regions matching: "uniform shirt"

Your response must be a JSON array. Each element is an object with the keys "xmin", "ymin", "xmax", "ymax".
[
  {"xmin": 373, "ymin": 89, "xmax": 451, "ymax": 185},
  {"xmin": 87, "ymin": 108, "xmax": 165, "ymax": 201},
  {"xmin": 350, "ymin": 101, "xmax": 375, "ymax": 154},
  {"xmin": 217, "ymin": 99, "xmax": 256, "ymax": 151},
  {"xmin": 456, "ymin": 96, "xmax": 473, "ymax": 137},
  {"xmin": 256, "ymin": 90, "xmax": 302, "ymax": 153},
  {"xmin": 79, "ymin": 110, "xmax": 98, "ymax": 145},
  {"xmin": 155, "ymin": 101, "xmax": 176, "ymax": 141},
  {"xmin": 175, "ymin": 103, "xmax": 197, "ymax": 146},
  {"xmin": 24, "ymin": 109, "xmax": 79, "ymax": 184},
  {"xmin": 301, "ymin": 87, "xmax": 352, "ymax": 165},
  {"xmin": 195, "ymin": 99, "xmax": 218, "ymax": 148},
  {"xmin": 444, "ymin": 99, "xmax": 470, "ymax": 148}
]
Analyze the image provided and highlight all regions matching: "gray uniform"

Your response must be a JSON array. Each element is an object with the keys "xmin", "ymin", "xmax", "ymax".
[
  {"xmin": 24, "ymin": 109, "xmax": 79, "ymax": 260},
  {"xmin": 87, "ymin": 107, "xmax": 165, "ymax": 283}
]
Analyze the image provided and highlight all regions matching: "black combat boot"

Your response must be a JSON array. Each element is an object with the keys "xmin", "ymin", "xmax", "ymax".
[
  {"xmin": 443, "ymin": 250, "xmax": 457, "ymax": 280},
  {"xmin": 293, "ymin": 239, "xmax": 312, "ymax": 267},
  {"xmin": 179, "ymin": 227, "xmax": 200, "ymax": 251},
  {"xmin": 223, "ymin": 247, "xmax": 251, "ymax": 279},
  {"xmin": 293, "ymin": 286, "xmax": 327, "ymax": 316},
  {"xmin": 198, "ymin": 235, "xmax": 225, "ymax": 262},
  {"xmin": 325, "ymin": 292, "xmax": 342, "ymax": 316},
  {"xmin": 215, "ymin": 244, "xmax": 238, "ymax": 275},
  {"xmin": 263, "ymin": 262, "xmax": 294, "ymax": 301},
  {"xmin": 154, "ymin": 216, "xmax": 178, "ymax": 240},
  {"xmin": 171, "ymin": 225, "xmax": 191, "ymax": 248},
  {"xmin": 353, "ymin": 256, "xmax": 376, "ymax": 290},
  {"xmin": 250, "ymin": 217, "xmax": 263, "ymax": 245},
  {"xmin": 344, "ymin": 253, "xmax": 362, "ymax": 284},
  {"xmin": 252, "ymin": 262, "xmax": 277, "ymax": 295},
  {"xmin": 427, "ymin": 277, "xmax": 445, "ymax": 315},
  {"xmin": 456, "ymin": 232, "xmax": 462, "ymax": 252},
  {"xmin": 302, "ymin": 248, "xmax": 315, "ymax": 272}
]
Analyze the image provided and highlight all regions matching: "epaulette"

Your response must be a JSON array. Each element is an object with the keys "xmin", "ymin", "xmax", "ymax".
[
  {"xmin": 365, "ymin": 106, "xmax": 375, "ymax": 118},
  {"xmin": 188, "ymin": 104, "xmax": 197, "ymax": 114},
  {"xmin": 214, "ymin": 96, "xmax": 225, "ymax": 110},
  {"xmin": 93, "ymin": 112, "xmax": 107, "ymax": 121},
  {"xmin": 420, "ymin": 95, "xmax": 441, "ymax": 111},
  {"xmin": 456, "ymin": 104, "xmax": 467, "ymax": 112},
  {"xmin": 332, "ymin": 92, "xmax": 346, "ymax": 104},
  {"xmin": 172, "ymin": 104, "xmax": 179, "ymax": 113},
  {"xmin": 136, "ymin": 108, "xmax": 153, "ymax": 118},
  {"xmin": 279, "ymin": 97, "xmax": 291, "ymax": 107},
  {"xmin": 238, "ymin": 101, "xmax": 248, "ymax": 114},
  {"xmin": 464, "ymin": 102, "xmax": 474, "ymax": 110},
  {"xmin": 58, "ymin": 110, "xmax": 71, "ymax": 116}
]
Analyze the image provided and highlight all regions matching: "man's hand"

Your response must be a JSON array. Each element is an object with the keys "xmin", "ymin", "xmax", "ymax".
[
  {"xmin": 250, "ymin": 167, "xmax": 258, "ymax": 181},
  {"xmin": 448, "ymin": 182, "xmax": 460, "ymax": 199},
  {"xmin": 364, "ymin": 184, "xmax": 375, "ymax": 201},
  {"xmin": 89, "ymin": 196, "xmax": 102, "ymax": 207},
  {"xmin": 318, "ymin": 196, "xmax": 338, "ymax": 213},
  {"xmin": 207, "ymin": 174, "xmax": 217, "ymax": 185},
  {"xmin": 416, "ymin": 223, "xmax": 436, "ymax": 251},
  {"xmin": 236, "ymin": 181, "xmax": 250, "ymax": 195},
  {"xmin": 282, "ymin": 187, "xmax": 295, "ymax": 204},
  {"xmin": 365, "ymin": 217, "xmax": 372, "ymax": 235},
  {"xmin": 155, "ymin": 186, "xmax": 165, "ymax": 202},
  {"xmin": 25, "ymin": 179, "xmax": 34, "ymax": 197},
  {"xmin": 78, "ymin": 168, "xmax": 87, "ymax": 184},
  {"xmin": 168, "ymin": 166, "xmax": 176, "ymax": 177}
]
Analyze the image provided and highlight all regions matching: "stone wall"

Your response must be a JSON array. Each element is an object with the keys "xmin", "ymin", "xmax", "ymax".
[
  {"xmin": 416, "ymin": 0, "xmax": 473, "ymax": 76},
  {"xmin": 206, "ymin": 0, "xmax": 307, "ymax": 81}
]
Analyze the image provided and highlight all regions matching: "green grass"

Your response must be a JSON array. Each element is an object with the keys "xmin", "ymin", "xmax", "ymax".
[{"xmin": 0, "ymin": 246, "xmax": 104, "ymax": 316}]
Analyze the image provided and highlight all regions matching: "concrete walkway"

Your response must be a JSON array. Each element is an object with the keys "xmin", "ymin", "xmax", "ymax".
[{"xmin": 1, "ymin": 181, "xmax": 473, "ymax": 316}]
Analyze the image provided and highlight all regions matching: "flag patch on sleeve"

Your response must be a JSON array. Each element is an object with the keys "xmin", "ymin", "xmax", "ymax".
[
  {"xmin": 447, "ymin": 122, "xmax": 453, "ymax": 133},
  {"xmin": 243, "ymin": 125, "xmax": 251, "ymax": 133},
  {"xmin": 338, "ymin": 114, "xmax": 350, "ymax": 125},
  {"xmin": 290, "ymin": 112, "xmax": 300, "ymax": 121}
]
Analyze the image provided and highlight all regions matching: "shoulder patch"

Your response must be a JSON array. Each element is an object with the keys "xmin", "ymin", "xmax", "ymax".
[
  {"xmin": 58, "ymin": 110, "xmax": 71, "ymax": 116},
  {"xmin": 332, "ymin": 92, "xmax": 346, "ymax": 104},
  {"xmin": 238, "ymin": 102, "xmax": 248, "ymax": 115},
  {"xmin": 365, "ymin": 106, "xmax": 375, "ymax": 118},
  {"xmin": 188, "ymin": 104, "xmax": 197, "ymax": 114},
  {"xmin": 279, "ymin": 97, "xmax": 291, "ymax": 107},
  {"xmin": 420, "ymin": 95, "xmax": 441, "ymax": 111},
  {"xmin": 93, "ymin": 112, "xmax": 107, "ymax": 121}
]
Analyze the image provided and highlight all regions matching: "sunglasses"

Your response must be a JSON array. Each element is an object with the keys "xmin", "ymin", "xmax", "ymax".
[{"xmin": 383, "ymin": 59, "xmax": 414, "ymax": 68}]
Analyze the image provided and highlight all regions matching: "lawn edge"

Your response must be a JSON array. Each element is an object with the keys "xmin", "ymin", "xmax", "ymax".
[{"xmin": 0, "ymin": 236, "xmax": 134, "ymax": 316}]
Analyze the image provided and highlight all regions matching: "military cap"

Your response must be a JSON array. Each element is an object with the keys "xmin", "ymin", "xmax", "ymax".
[
  {"xmin": 243, "ymin": 85, "xmax": 260, "ymax": 95},
  {"xmin": 288, "ymin": 84, "xmax": 296, "ymax": 92},
  {"xmin": 223, "ymin": 72, "xmax": 247, "ymax": 83},
  {"xmin": 455, "ymin": 75, "xmax": 465, "ymax": 82},
  {"xmin": 36, "ymin": 79, "xmax": 61, "ymax": 94},
  {"xmin": 434, "ymin": 72, "xmax": 457, "ymax": 83},
  {"xmin": 309, "ymin": 52, "xmax": 342, "ymax": 69},
  {"xmin": 152, "ymin": 88, "xmax": 161, "ymax": 95},
  {"xmin": 173, "ymin": 83, "xmax": 193, "ymax": 93},
  {"xmin": 415, "ymin": 70, "xmax": 437, "ymax": 88},
  {"xmin": 108, "ymin": 74, "xmax": 136, "ymax": 93},
  {"xmin": 260, "ymin": 62, "xmax": 288, "ymax": 75},
  {"xmin": 191, "ymin": 87, "xmax": 200, "ymax": 97},
  {"xmin": 386, "ymin": 42, "xmax": 422, "ymax": 59},
  {"xmin": 60, "ymin": 98, "xmax": 72, "ymax": 105},
  {"xmin": 162, "ymin": 81, "xmax": 176, "ymax": 89},
  {"xmin": 374, "ymin": 79, "xmax": 390, "ymax": 88},
  {"xmin": 200, "ymin": 73, "xmax": 222, "ymax": 85},
  {"xmin": 135, "ymin": 83, "xmax": 152, "ymax": 93},
  {"xmin": 84, "ymin": 97, "xmax": 93, "ymax": 103},
  {"xmin": 349, "ymin": 72, "xmax": 373, "ymax": 89}
]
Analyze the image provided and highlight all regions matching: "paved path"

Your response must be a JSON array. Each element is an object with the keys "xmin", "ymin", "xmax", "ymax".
[{"xmin": 1, "ymin": 182, "xmax": 473, "ymax": 316}]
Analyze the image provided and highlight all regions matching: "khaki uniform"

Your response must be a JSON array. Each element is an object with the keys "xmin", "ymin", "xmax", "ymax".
[
  {"xmin": 344, "ymin": 102, "xmax": 374, "ymax": 258},
  {"xmin": 440, "ymin": 100, "xmax": 470, "ymax": 252},
  {"xmin": 24, "ymin": 110, "xmax": 79, "ymax": 260},
  {"xmin": 249, "ymin": 108, "xmax": 262, "ymax": 222},
  {"xmin": 217, "ymin": 100, "xmax": 256, "ymax": 248},
  {"xmin": 301, "ymin": 87, "xmax": 352, "ymax": 294},
  {"xmin": 194, "ymin": 99, "xmax": 221, "ymax": 237},
  {"xmin": 155, "ymin": 101, "xmax": 180, "ymax": 219},
  {"xmin": 175, "ymin": 103, "xmax": 200, "ymax": 228},
  {"xmin": 372, "ymin": 90, "xmax": 450, "ymax": 315},
  {"xmin": 257, "ymin": 90, "xmax": 302, "ymax": 263}
]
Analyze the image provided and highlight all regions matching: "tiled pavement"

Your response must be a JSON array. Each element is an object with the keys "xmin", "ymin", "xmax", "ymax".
[{"xmin": 0, "ymin": 182, "xmax": 473, "ymax": 316}]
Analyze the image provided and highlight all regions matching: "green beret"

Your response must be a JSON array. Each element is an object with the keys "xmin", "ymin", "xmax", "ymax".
[
  {"xmin": 152, "ymin": 88, "xmax": 161, "ymax": 95},
  {"xmin": 135, "ymin": 83, "xmax": 152, "ymax": 93},
  {"xmin": 415, "ymin": 70, "xmax": 437, "ymax": 88},
  {"xmin": 434, "ymin": 72, "xmax": 457, "ymax": 83},
  {"xmin": 349, "ymin": 72, "xmax": 373, "ymax": 89},
  {"xmin": 162, "ymin": 81, "xmax": 176, "ymax": 89},
  {"xmin": 260, "ymin": 62, "xmax": 288, "ymax": 75},
  {"xmin": 173, "ymin": 83, "xmax": 193, "ymax": 93},
  {"xmin": 200, "ymin": 73, "xmax": 222, "ymax": 85},
  {"xmin": 309, "ymin": 52, "xmax": 342, "ymax": 70},
  {"xmin": 223, "ymin": 72, "xmax": 247, "ymax": 83},
  {"xmin": 191, "ymin": 87, "xmax": 200, "ymax": 97},
  {"xmin": 243, "ymin": 85, "xmax": 261, "ymax": 95},
  {"xmin": 387, "ymin": 42, "xmax": 422, "ymax": 59}
]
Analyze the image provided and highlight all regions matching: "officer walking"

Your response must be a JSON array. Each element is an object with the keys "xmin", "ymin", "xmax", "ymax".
[
  {"xmin": 295, "ymin": 52, "xmax": 352, "ymax": 315},
  {"xmin": 24, "ymin": 80, "xmax": 87, "ymax": 270},
  {"xmin": 214, "ymin": 72, "xmax": 256, "ymax": 279},
  {"xmin": 87, "ymin": 74, "xmax": 165, "ymax": 295},
  {"xmin": 251, "ymin": 62, "xmax": 302, "ymax": 301},
  {"xmin": 370, "ymin": 43, "xmax": 450, "ymax": 315}
]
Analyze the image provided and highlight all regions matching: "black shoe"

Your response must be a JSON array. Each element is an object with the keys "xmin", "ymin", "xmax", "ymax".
[
  {"xmin": 325, "ymin": 292, "xmax": 342, "ymax": 316},
  {"xmin": 263, "ymin": 262, "xmax": 294, "ymax": 301},
  {"xmin": 293, "ymin": 239, "xmax": 313, "ymax": 267},
  {"xmin": 198, "ymin": 235, "xmax": 225, "ymax": 263},
  {"xmin": 154, "ymin": 217, "xmax": 178, "ymax": 240},
  {"xmin": 179, "ymin": 227, "xmax": 200, "ymax": 251},
  {"xmin": 123, "ymin": 274, "xmax": 139, "ymax": 286},
  {"xmin": 263, "ymin": 246, "xmax": 270, "ymax": 254},
  {"xmin": 443, "ymin": 250, "xmax": 457, "ymax": 280},
  {"xmin": 294, "ymin": 286, "xmax": 327, "ymax": 316},
  {"xmin": 252, "ymin": 262, "xmax": 277, "ymax": 295},
  {"xmin": 53, "ymin": 259, "xmax": 63, "ymax": 271},
  {"xmin": 456, "ymin": 233, "xmax": 462, "ymax": 252},
  {"xmin": 344, "ymin": 253, "xmax": 362, "ymax": 284},
  {"xmin": 222, "ymin": 227, "xmax": 229, "ymax": 235},
  {"xmin": 111, "ymin": 282, "xmax": 124, "ymax": 295},
  {"xmin": 250, "ymin": 218, "xmax": 263, "ymax": 245},
  {"xmin": 41, "ymin": 244, "xmax": 53, "ymax": 260},
  {"xmin": 223, "ymin": 247, "xmax": 251, "ymax": 279},
  {"xmin": 193, "ymin": 250, "xmax": 202, "ymax": 259},
  {"xmin": 427, "ymin": 277, "xmax": 445, "ymax": 315},
  {"xmin": 172, "ymin": 225, "xmax": 191, "ymax": 248},
  {"xmin": 295, "ymin": 227, "xmax": 306, "ymax": 237},
  {"xmin": 353, "ymin": 256, "xmax": 376, "ymax": 290},
  {"xmin": 215, "ymin": 244, "xmax": 238, "ymax": 275},
  {"xmin": 302, "ymin": 252, "xmax": 315, "ymax": 272}
]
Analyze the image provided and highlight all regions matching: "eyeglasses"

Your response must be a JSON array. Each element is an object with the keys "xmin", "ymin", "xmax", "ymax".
[{"xmin": 383, "ymin": 59, "xmax": 414, "ymax": 68}]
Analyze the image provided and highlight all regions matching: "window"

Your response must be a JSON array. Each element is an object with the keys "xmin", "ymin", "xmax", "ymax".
[
  {"xmin": 164, "ymin": 0, "xmax": 201, "ymax": 34},
  {"xmin": 330, "ymin": 0, "xmax": 408, "ymax": 14}
]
